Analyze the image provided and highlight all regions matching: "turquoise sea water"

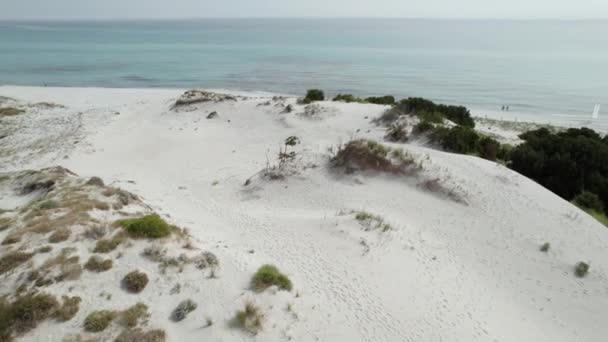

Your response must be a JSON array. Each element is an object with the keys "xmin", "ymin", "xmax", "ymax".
[{"xmin": 0, "ymin": 19, "xmax": 607, "ymax": 118}]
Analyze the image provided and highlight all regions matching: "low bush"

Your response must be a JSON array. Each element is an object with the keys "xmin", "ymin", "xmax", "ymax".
[
  {"xmin": 122, "ymin": 271, "xmax": 149, "ymax": 293},
  {"xmin": 121, "ymin": 303, "xmax": 149, "ymax": 327},
  {"xmin": 171, "ymin": 299, "xmax": 197, "ymax": 322},
  {"xmin": 412, "ymin": 121, "xmax": 434, "ymax": 135},
  {"xmin": 333, "ymin": 94, "xmax": 362, "ymax": 103},
  {"xmin": 509, "ymin": 127, "xmax": 608, "ymax": 212},
  {"xmin": 365, "ymin": 95, "xmax": 395, "ymax": 105},
  {"xmin": 301, "ymin": 89, "xmax": 324, "ymax": 104},
  {"xmin": 251, "ymin": 264, "xmax": 292, "ymax": 292},
  {"xmin": 416, "ymin": 111, "xmax": 444, "ymax": 124},
  {"xmin": 575, "ymin": 262, "xmax": 590, "ymax": 278},
  {"xmin": 375, "ymin": 107, "xmax": 404, "ymax": 125},
  {"xmin": 117, "ymin": 214, "xmax": 171, "ymax": 239},
  {"xmin": 55, "ymin": 296, "xmax": 81, "ymax": 322},
  {"xmin": 479, "ymin": 136, "xmax": 500, "ymax": 161},
  {"xmin": 397, "ymin": 97, "xmax": 475, "ymax": 128},
  {"xmin": 85, "ymin": 176, "xmax": 105, "ymax": 187},
  {"xmin": 234, "ymin": 302, "xmax": 263, "ymax": 334},
  {"xmin": 84, "ymin": 310, "xmax": 116, "ymax": 332},
  {"xmin": 84, "ymin": 256, "xmax": 113, "ymax": 272},
  {"xmin": 355, "ymin": 211, "xmax": 392, "ymax": 232}
]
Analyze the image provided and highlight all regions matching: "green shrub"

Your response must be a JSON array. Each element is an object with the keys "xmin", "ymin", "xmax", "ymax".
[
  {"xmin": 302, "ymin": 89, "xmax": 324, "ymax": 104},
  {"xmin": 331, "ymin": 139, "xmax": 415, "ymax": 174},
  {"xmin": 412, "ymin": 121, "xmax": 434, "ymax": 135},
  {"xmin": 509, "ymin": 128, "xmax": 608, "ymax": 211},
  {"xmin": 365, "ymin": 95, "xmax": 395, "ymax": 105},
  {"xmin": 251, "ymin": 264, "xmax": 292, "ymax": 292},
  {"xmin": 575, "ymin": 262, "xmax": 590, "ymax": 278},
  {"xmin": 574, "ymin": 192, "xmax": 604, "ymax": 213},
  {"xmin": 375, "ymin": 107, "xmax": 403, "ymax": 125},
  {"xmin": 234, "ymin": 302, "xmax": 263, "ymax": 334},
  {"xmin": 417, "ymin": 111, "xmax": 444, "ymax": 124},
  {"xmin": 117, "ymin": 214, "xmax": 171, "ymax": 238},
  {"xmin": 84, "ymin": 310, "xmax": 116, "ymax": 332},
  {"xmin": 479, "ymin": 137, "xmax": 500, "ymax": 161},
  {"xmin": 333, "ymin": 94, "xmax": 362, "ymax": 103},
  {"xmin": 397, "ymin": 97, "xmax": 475, "ymax": 128},
  {"xmin": 439, "ymin": 126, "xmax": 480, "ymax": 154},
  {"xmin": 84, "ymin": 256, "xmax": 113, "ymax": 272},
  {"xmin": 122, "ymin": 271, "xmax": 149, "ymax": 293}
]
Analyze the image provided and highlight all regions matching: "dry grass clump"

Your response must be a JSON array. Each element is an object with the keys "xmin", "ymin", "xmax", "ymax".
[
  {"xmin": 120, "ymin": 303, "xmax": 149, "ymax": 327},
  {"xmin": 93, "ymin": 231, "xmax": 126, "ymax": 253},
  {"xmin": 0, "ymin": 251, "xmax": 33, "ymax": 275},
  {"xmin": 84, "ymin": 310, "xmax": 116, "ymax": 332},
  {"xmin": 355, "ymin": 211, "xmax": 393, "ymax": 232},
  {"xmin": 540, "ymin": 242, "xmax": 550, "ymax": 252},
  {"xmin": 251, "ymin": 264, "xmax": 292, "ymax": 292},
  {"xmin": 55, "ymin": 296, "xmax": 81, "ymax": 322},
  {"xmin": 385, "ymin": 123, "xmax": 409, "ymax": 142},
  {"xmin": 101, "ymin": 187, "xmax": 138, "ymax": 210},
  {"xmin": 122, "ymin": 271, "xmax": 149, "ymax": 293},
  {"xmin": 0, "ymin": 292, "xmax": 59, "ymax": 339},
  {"xmin": 234, "ymin": 301, "xmax": 264, "ymax": 334},
  {"xmin": 116, "ymin": 214, "xmax": 171, "ymax": 239},
  {"xmin": 1, "ymin": 234, "xmax": 20, "ymax": 245},
  {"xmin": 115, "ymin": 328, "xmax": 166, "ymax": 342},
  {"xmin": 0, "ymin": 107, "xmax": 25, "ymax": 117},
  {"xmin": 0, "ymin": 217, "xmax": 12, "ymax": 232},
  {"xmin": 170, "ymin": 299, "xmax": 197, "ymax": 322},
  {"xmin": 49, "ymin": 227, "xmax": 71, "ymax": 243},
  {"xmin": 84, "ymin": 256, "xmax": 113, "ymax": 273},
  {"xmin": 331, "ymin": 139, "xmax": 417, "ymax": 175}
]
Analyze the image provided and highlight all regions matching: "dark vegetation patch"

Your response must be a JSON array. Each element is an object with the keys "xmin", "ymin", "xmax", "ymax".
[
  {"xmin": 122, "ymin": 271, "xmax": 149, "ymax": 293},
  {"xmin": 333, "ymin": 94, "xmax": 395, "ymax": 105},
  {"xmin": 509, "ymin": 128, "xmax": 608, "ymax": 224},
  {"xmin": 396, "ymin": 97, "xmax": 475, "ymax": 128},
  {"xmin": 120, "ymin": 303, "xmax": 149, "ymax": 328},
  {"xmin": 575, "ymin": 261, "xmax": 590, "ymax": 277},
  {"xmin": 93, "ymin": 232, "xmax": 126, "ymax": 253},
  {"xmin": 300, "ymin": 89, "xmax": 324, "ymax": 104},
  {"xmin": 251, "ymin": 264, "xmax": 292, "ymax": 292}
]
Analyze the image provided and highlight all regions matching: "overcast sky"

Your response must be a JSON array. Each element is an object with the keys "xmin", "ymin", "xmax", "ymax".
[{"xmin": 1, "ymin": 0, "xmax": 607, "ymax": 20}]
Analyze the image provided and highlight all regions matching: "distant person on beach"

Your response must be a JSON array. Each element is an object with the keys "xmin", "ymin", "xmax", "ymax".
[
  {"xmin": 506, "ymin": 105, "xmax": 510, "ymax": 111},
  {"xmin": 501, "ymin": 105, "xmax": 505, "ymax": 111}
]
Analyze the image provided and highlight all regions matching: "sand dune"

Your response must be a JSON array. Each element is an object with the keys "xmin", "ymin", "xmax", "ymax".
[{"xmin": 0, "ymin": 86, "xmax": 607, "ymax": 342}]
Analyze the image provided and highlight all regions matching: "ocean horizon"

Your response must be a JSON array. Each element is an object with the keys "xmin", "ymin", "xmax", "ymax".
[{"xmin": 1, "ymin": 18, "xmax": 606, "ymax": 124}]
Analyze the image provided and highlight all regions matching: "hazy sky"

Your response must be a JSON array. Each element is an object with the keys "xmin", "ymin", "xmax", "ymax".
[{"xmin": 1, "ymin": 0, "xmax": 607, "ymax": 20}]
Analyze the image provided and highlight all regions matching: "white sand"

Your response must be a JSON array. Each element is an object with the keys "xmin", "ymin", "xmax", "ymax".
[{"xmin": 1, "ymin": 85, "xmax": 608, "ymax": 342}]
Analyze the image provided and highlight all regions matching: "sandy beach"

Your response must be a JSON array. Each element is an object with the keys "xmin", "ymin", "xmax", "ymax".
[{"xmin": 1, "ymin": 85, "xmax": 607, "ymax": 342}]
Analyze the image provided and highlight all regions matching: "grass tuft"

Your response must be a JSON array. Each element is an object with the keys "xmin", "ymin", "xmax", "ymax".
[
  {"xmin": 234, "ymin": 301, "xmax": 263, "ymax": 334},
  {"xmin": 55, "ymin": 296, "xmax": 81, "ymax": 322},
  {"xmin": 575, "ymin": 261, "xmax": 590, "ymax": 278},
  {"xmin": 0, "ymin": 251, "xmax": 33, "ymax": 275},
  {"xmin": 251, "ymin": 264, "xmax": 292, "ymax": 292},
  {"xmin": 84, "ymin": 310, "xmax": 116, "ymax": 332},
  {"xmin": 84, "ymin": 256, "xmax": 113, "ymax": 272},
  {"xmin": 170, "ymin": 299, "xmax": 197, "ymax": 322},
  {"xmin": 117, "ymin": 214, "xmax": 171, "ymax": 239}
]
